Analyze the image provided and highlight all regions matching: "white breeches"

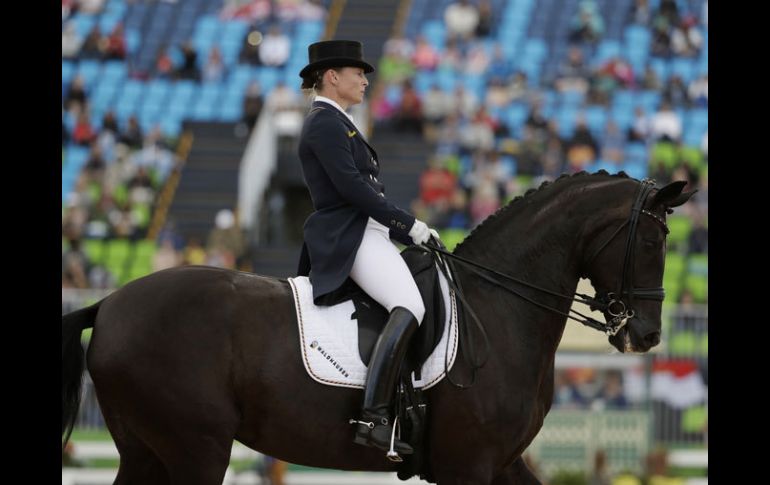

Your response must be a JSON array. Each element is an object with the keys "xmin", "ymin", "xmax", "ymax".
[{"xmin": 349, "ymin": 218, "xmax": 425, "ymax": 324}]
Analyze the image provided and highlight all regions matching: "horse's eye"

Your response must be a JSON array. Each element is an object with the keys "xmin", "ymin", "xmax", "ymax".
[{"xmin": 643, "ymin": 239, "xmax": 659, "ymax": 250}]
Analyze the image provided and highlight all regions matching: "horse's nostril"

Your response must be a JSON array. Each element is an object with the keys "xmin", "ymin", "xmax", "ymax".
[{"xmin": 645, "ymin": 331, "xmax": 661, "ymax": 347}]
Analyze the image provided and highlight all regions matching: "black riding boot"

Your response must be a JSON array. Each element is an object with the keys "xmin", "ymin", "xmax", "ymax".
[{"xmin": 352, "ymin": 306, "xmax": 418, "ymax": 459}]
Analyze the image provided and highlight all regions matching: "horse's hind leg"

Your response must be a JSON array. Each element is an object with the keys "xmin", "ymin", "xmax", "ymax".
[
  {"xmin": 491, "ymin": 456, "xmax": 542, "ymax": 485},
  {"xmin": 159, "ymin": 431, "xmax": 233, "ymax": 485},
  {"xmin": 108, "ymin": 420, "xmax": 169, "ymax": 485}
]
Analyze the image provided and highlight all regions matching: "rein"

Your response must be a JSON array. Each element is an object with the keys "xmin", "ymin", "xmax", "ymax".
[{"xmin": 421, "ymin": 179, "xmax": 669, "ymax": 388}]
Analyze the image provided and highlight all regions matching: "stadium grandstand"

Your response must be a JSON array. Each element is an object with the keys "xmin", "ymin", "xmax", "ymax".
[{"xmin": 62, "ymin": 0, "xmax": 707, "ymax": 483}]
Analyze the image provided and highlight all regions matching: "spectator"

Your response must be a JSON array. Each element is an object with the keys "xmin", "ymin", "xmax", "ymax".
[
  {"xmin": 104, "ymin": 23, "xmax": 127, "ymax": 60},
  {"xmin": 221, "ymin": 0, "xmax": 272, "ymax": 21},
  {"xmin": 422, "ymin": 84, "xmax": 453, "ymax": 130},
  {"xmin": 663, "ymin": 75, "xmax": 689, "ymax": 107},
  {"xmin": 394, "ymin": 80, "xmax": 423, "ymax": 134},
  {"xmin": 62, "ymin": 0, "xmax": 79, "ymax": 21},
  {"xmin": 298, "ymin": 0, "xmax": 326, "ymax": 21},
  {"xmin": 568, "ymin": 0, "xmax": 605, "ymax": 45},
  {"xmin": 464, "ymin": 41, "xmax": 491, "ymax": 75},
  {"xmin": 688, "ymin": 210, "xmax": 708, "ymax": 254},
  {"xmin": 155, "ymin": 46, "xmax": 176, "ymax": 79},
  {"xmin": 507, "ymin": 71, "xmax": 530, "ymax": 102},
  {"xmin": 565, "ymin": 116, "xmax": 600, "ymax": 171},
  {"xmin": 650, "ymin": 17, "xmax": 673, "ymax": 58},
  {"xmin": 130, "ymin": 126, "xmax": 176, "ymax": 181},
  {"xmin": 553, "ymin": 370, "xmax": 587, "ymax": 408},
  {"xmin": 588, "ymin": 450, "xmax": 611, "ymax": 485},
  {"xmin": 62, "ymin": 20, "xmax": 83, "ymax": 59},
  {"xmin": 601, "ymin": 120, "xmax": 625, "ymax": 163},
  {"xmin": 475, "ymin": 0, "xmax": 493, "ymax": 38},
  {"xmin": 411, "ymin": 35, "xmax": 440, "ymax": 70},
  {"xmin": 435, "ymin": 188, "xmax": 470, "ymax": 229},
  {"xmin": 183, "ymin": 238, "xmax": 207, "ymax": 265},
  {"xmin": 119, "ymin": 116, "xmax": 144, "ymax": 150},
  {"xmin": 206, "ymin": 209, "xmax": 246, "ymax": 267},
  {"xmin": 649, "ymin": 101, "xmax": 682, "ymax": 142},
  {"xmin": 593, "ymin": 371, "xmax": 629, "ymax": 410},
  {"xmin": 524, "ymin": 100, "xmax": 549, "ymax": 139},
  {"xmin": 444, "ymin": 0, "xmax": 480, "ymax": 43},
  {"xmin": 153, "ymin": 238, "xmax": 182, "ymax": 271},
  {"xmin": 626, "ymin": 0, "xmax": 652, "ymax": 26},
  {"xmin": 687, "ymin": 75, "xmax": 708, "ymax": 108},
  {"xmin": 65, "ymin": 75, "xmax": 88, "ymax": 114},
  {"xmin": 383, "ymin": 34, "xmax": 414, "ymax": 60},
  {"xmin": 80, "ymin": 25, "xmax": 105, "ymax": 60},
  {"xmin": 627, "ymin": 106, "xmax": 651, "ymax": 142},
  {"xmin": 239, "ymin": 27, "xmax": 263, "ymax": 65},
  {"xmin": 202, "ymin": 46, "xmax": 226, "ymax": 83},
  {"xmin": 542, "ymin": 121, "xmax": 566, "ymax": 177},
  {"xmin": 655, "ymin": 0, "xmax": 681, "ymax": 28},
  {"xmin": 671, "ymin": 15, "xmax": 704, "ymax": 58},
  {"xmin": 259, "ymin": 25, "xmax": 291, "ymax": 67},
  {"xmin": 418, "ymin": 156, "xmax": 458, "ymax": 221},
  {"xmin": 487, "ymin": 44, "xmax": 513, "ymax": 80},
  {"xmin": 79, "ymin": 0, "xmax": 106, "ymax": 14},
  {"xmin": 641, "ymin": 64, "xmax": 662, "ymax": 90},
  {"xmin": 437, "ymin": 39, "xmax": 463, "ymax": 72},
  {"xmin": 72, "ymin": 112, "xmax": 97, "ymax": 147},
  {"xmin": 378, "ymin": 48, "xmax": 415, "ymax": 86},
  {"xmin": 517, "ymin": 125, "xmax": 545, "ymax": 176},
  {"xmin": 369, "ymin": 83, "xmax": 396, "ymax": 127},
  {"xmin": 176, "ymin": 41, "xmax": 200, "ymax": 81},
  {"xmin": 484, "ymin": 77, "xmax": 511, "ymax": 109},
  {"xmin": 242, "ymin": 81, "xmax": 264, "ymax": 130},
  {"xmin": 555, "ymin": 47, "xmax": 591, "ymax": 94}
]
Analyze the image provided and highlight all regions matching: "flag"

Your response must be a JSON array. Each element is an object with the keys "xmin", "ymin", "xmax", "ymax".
[{"xmin": 651, "ymin": 359, "xmax": 706, "ymax": 409}]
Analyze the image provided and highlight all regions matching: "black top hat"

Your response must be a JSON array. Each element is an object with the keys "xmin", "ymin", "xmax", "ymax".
[{"xmin": 298, "ymin": 40, "xmax": 375, "ymax": 79}]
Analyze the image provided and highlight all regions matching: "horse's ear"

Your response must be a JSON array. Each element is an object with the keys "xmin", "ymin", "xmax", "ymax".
[{"xmin": 650, "ymin": 180, "xmax": 697, "ymax": 210}]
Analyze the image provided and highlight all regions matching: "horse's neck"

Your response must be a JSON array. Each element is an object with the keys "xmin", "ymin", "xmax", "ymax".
[{"xmin": 454, "ymin": 186, "xmax": 590, "ymax": 356}]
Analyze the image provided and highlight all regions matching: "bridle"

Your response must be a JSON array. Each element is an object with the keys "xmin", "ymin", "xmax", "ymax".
[
  {"xmin": 423, "ymin": 178, "xmax": 670, "ymax": 388},
  {"xmin": 427, "ymin": 178, "xmax": 669, "ymax": 337},
  {"xmin": 583, "ymin": 178, "xmax": 669, "ymax": 335}
]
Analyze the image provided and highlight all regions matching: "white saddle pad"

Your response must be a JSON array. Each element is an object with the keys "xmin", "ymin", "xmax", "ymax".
[{"xmin": 287, "ymin": 270, "xmax": 458, "ymax": 390}]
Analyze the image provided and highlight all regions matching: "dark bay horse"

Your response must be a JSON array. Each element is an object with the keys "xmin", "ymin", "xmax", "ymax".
[{"xmin": 62, "ymin": 172, "xmax": 694, "ymax": 484}]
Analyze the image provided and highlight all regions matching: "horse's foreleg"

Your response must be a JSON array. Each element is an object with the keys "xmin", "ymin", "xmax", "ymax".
[{"xmin": 490, "ymin": 456, "xmax": 542, "ymax": 485}]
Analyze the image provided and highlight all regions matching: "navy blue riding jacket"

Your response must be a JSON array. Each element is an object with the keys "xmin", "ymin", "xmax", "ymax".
[{"xmin": 297, "ymin": 100, "xmax": 416, "ymax": 304}]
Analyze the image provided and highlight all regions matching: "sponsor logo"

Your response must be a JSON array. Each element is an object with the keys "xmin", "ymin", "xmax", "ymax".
[
  {"xmin": 347, "ymin": 130, "xmax": 357, "ymax": 138},
  {"xmin": 310, "ymin": 340, "xmax": 350, "ymax": 378}
]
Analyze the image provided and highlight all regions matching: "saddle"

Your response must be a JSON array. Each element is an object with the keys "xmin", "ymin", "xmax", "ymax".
[{"xmin": 317, "ymin": 245, "xmax": 447, "ymax": 376}]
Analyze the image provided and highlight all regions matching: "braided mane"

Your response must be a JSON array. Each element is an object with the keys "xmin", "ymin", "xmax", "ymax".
[{"xmin": 454, "ymin": 170, "xmax": 632, "ymax": 252}]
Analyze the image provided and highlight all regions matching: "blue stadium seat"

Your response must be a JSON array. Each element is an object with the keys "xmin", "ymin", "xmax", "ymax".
[
  {"xmin": 77, "ymin": 60, "xmax": 103, "ymax": 88},
  {"xmin": 74, "ymin": 14, "xmax": 97, "ymax": 38},
  {"xmin": 62, "ymin": 62, "xmax": 75, "ymax": 85},
  {"xmin": 670, "ymin": 58, "xmax": 696, "ymax": 83},
  {"xmin": 584, "ymin": 106, "xmax": 607, "ymax": 136},
  {"xmin": 595, "ymin": 39, "xmax": 622, "ymax": 64},
  {"xmin": 649, "ymin": 57, "xmax": 669, "ymax": 83}
]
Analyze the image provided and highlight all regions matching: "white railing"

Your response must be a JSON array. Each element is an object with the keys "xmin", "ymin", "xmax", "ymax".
[{"xmin": 238, "ymin": 103, "xmax": 277, "ymax": 233}]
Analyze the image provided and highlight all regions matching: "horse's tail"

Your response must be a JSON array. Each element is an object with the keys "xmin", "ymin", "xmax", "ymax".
[{"xmin": 62, "ymin": 300, "xmax": 101, "ymax": 448}]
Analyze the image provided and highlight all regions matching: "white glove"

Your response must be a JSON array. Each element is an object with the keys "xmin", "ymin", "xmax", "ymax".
[{"xmin": 408, "ymin": 219, "xmax": 431, "ymax": 245}]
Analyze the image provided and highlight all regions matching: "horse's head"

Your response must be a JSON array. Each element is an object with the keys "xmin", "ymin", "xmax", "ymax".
[{"xmin": 583, "ymin": 179, "xmax": 695, "ymax": 353}]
